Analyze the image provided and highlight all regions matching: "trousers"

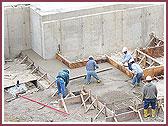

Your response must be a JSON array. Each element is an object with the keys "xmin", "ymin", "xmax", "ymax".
[
  {"xmin": 144, "ymin": 99, "xmax": 157, "ymax": 109},
  {"xmin": 86, "ymin": 71, "xmax": 99, "ymax": 83},
  {"xmin": 56, "ymin": 77, "xmax": 65, "ymax": 98},
  {"xmin": 132, "ymin": 73, "xmax": 143, "ymax": 85}
]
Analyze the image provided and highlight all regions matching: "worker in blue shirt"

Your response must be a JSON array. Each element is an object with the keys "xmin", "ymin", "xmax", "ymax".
[
  {"xmin": 86, "ymin": 55, "xmax": 101, "ymax": 85},
  {"xmin": 129, "ymin": 59, "xmax": 143, "ymax": 87},
  {"xmin": 122, "ymin": 47, "xmax": 133, "ymax": 71},
  {"xmin": 56, "ymin": 69, "xmax": 70, "ymax": 98}
]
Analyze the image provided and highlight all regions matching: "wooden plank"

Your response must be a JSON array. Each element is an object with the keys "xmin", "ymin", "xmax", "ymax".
[
  {"xmin": 80, "ymin": 94, "xmax": 87, "ymax": 111},
  {"xmin": 37, "ymin": 73, "xmax": 47, "ymax": 81},
  {"xmin": 81, "ymin": 95, "xmax": 90, "ymax": 107},
  {"xmin": 136, "ymin": 49, "xmax": 162, "ymax": 65},
  {"xmin": 31, "ymin": 67, "xmax": 39, "ymax": 74},
  {"xmin": 143, "ymin": 65, "xmax": 164, "ymax": 80},
  {"xmin": 56, "ymin": 53, "xmax": 72, "ymax": 68},
  {"xmin": 60, "ymin": 94, "xmax": 68, "ymax": 113},
  {"xmin": 129, "ymin": 106, "xmax": 138, "ymax": 113},
  {"xmin": 20, "ymin": 55, "xmax": 28, "ymax": 64},
  {"xmin": 27, "ymin": 62, "xmax": 34, "ymax": 69},
  {"xmin": 140, "ymin": 46, "xmax": 164, "ymax": 58},
  {"xmin": 94, "ymin": 106, "xmax": 104, "ymax": 120},
  {"xmin": 69, "ymin": 67, "xmax": 113, "ymax": 80},
  {"xmin": 47, "ymin": 80, "xmax": 56, "ymax": 89},
  {"xmin": 138, "ymin": 56, "xmax": 145, "ymax": 65},
  {"xmin": 138, "ymin": 110, "xmax": 143, "ymax": 122},
  {"xmin": 58, "ymin": 93, "xmax": 89, "ymax": 108},
  {"xmin": 86, "ymin": 99, "xmax": 96, "ymax": 112},
  {"xmin": 105, "ymin": 54, "xmax": 132, "ymax": 78}
]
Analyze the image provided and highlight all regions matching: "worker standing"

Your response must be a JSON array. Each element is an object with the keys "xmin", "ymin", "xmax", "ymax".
[
  {"xmin": 86, "ymin": 55, "xmax": 101, "ymax": 85},
  {"xmin": 122, "ymin": 47, "xmax": 133, "ymax": 71},
  {"xmin": 129, "ymin": 59, "xmax": 143, "ymax": 87},
  {"xmin": 142, "ymin": 76, "xmax": 158, "ymax": 118},
  {"xmin": 56, "ymin": 69, "xmax": 70, "ymax": 98}
]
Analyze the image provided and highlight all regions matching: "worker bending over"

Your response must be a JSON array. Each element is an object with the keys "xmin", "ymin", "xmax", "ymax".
[
  {"xmin": 56, "ymin": 69, "xmax": 70, "ymax": 98},
  {"xmin": 122, "ymin": 47, "xmax": 133, "ymax": 71},
  {"xmin": 142, "ymin": 76, "xmax": 158, "ymax": 118},
  {"xmin": 86, "ymin": 55, "xmax": 101, "ymax": 85},
  {"xmin": 129, "ymin": 59, "xmax": 143, "ymax": 87}
]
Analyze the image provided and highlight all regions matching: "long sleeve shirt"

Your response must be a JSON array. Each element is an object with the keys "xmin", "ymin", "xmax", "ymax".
[
  {"xmin": 86, "ymin": 60, "xmax": 99, "ymax": 71},
  {"xmin": 56, "ymin": 70, "xmax": 69, "ymax": 85},
  {"xmin": 132, "ymin": 63, "xmax": 143, "ymax": 75},
  {"xmin": 142, "ymin": 82, "xmax": 158, "ymax": 100},
  {"xmin": 122, "ymin": 52, "xmax": 133, "ymax": 64}
]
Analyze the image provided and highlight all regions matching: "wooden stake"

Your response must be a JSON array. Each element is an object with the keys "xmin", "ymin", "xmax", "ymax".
[
  {"xmin": 143, "ymin": 56, "xmax": 146, "ymax": 68},
  {"xmin": 60, "ymin": 94, "xmax": 68, "ymax": 114},
  {"xmin": 138, "ymin": 110, "xmax": 143, "ymax": 122},
  {"xmin": 94, "ymin": 107, "xmax": 104, "ymax": 120},
  {"xmin": 80, "ymin": 94, "xmax": 87, "ymax": 111},
  {"xmin": 47, "ymin": 80, "xmax": 56, "ymax": 89},
  {"xmin": 82, "ymin": 85, "xmax": 85, "ymax": 91},
  {"xmin": 20, "ymin": 55, "xmax": 28, "ymax": 64},
  {"xmin": 81, "ymin": 95, "xmax": 90, "ymax": 107},
  {"xmin": 138, "ymin": 56, "xmax": 145, "ymax": 65},
  {"xmin": 27, "ymin": 62, "xmax": 34, "ymax": 69},
  {"xmin": 89, "ymin": 90, "xmax": 92, "ymax": 104},
  {"xmin": 96, "ymin": 95, "xmax": 98, "ymax": 110},
  {"xmin": 51, "ymin": 89, "xmax": 58, "ymax": 97},
  {"xmin": 31, "ymin": 67, "xmax": 39, "ymax": 74},
  {"xmin": 37, "ymin": 73, "xmax": 47, "ymax": 81},
  {"xmin": 86, "ymin": 99, "xmax": 96, "ymax": 113},
  {"xmin": 104, "ymin": 103, "xmax": 107, "ymax": 117}
]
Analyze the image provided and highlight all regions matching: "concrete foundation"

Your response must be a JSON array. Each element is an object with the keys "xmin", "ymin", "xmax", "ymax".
[{"xmin": 4, "ymin": 3, "xmax": 164, "ymax": 61}]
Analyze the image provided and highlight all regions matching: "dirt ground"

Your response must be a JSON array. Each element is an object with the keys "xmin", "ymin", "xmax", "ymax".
[{"xmin": 3, "ymin": 50, "xmax": 165, "ymax": 123}]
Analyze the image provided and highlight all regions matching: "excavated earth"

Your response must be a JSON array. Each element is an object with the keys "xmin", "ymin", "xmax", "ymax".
[{"xmin": 3, "ymin": 50, "xmax": 165, "ymax": 123}]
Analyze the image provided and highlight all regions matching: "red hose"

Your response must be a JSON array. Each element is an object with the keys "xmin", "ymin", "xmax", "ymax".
[{"xmin": 17, "ymin": 94, "xmax": 69, "ymax": 115}]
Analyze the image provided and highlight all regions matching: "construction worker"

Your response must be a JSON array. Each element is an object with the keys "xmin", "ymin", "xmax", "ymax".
[
  {"xmin": 56, "ymin": 69, "xmax": 70, "ymax": 98},
  {"xmin": 86, "ymin": 55, "xmax": 101, "ymax": 85},
  {"xmin": 142, "ymin": 76, "xmax": 158, "ymax": 118},
  {"xmin": 129, "ymin": 59, "xmax": 143, "ymax": 87},
  {"xmin": 122, "ymin": 47, "xmax": 133, "ymax": 71}
]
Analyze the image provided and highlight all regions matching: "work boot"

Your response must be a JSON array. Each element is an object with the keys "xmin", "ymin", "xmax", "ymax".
[
  {"xmin": 130, "ymin": 84, "xmax": 135, "ymax": 88},
  {"xmin": 144, "ymin": 109, "xmax": 150, "ymax": 118},
  {"xmin": 85, "ymin": 82, "xmax": 90, "ymax": 85},
  {"xmin": 97, "ymin": 79, "xmax": 101, "ymax": 83},
  {"xmin": 152, "ymin": 109, "xmax": 155, "ymax": 118},
  {"xmin": 137, "ymin": 83, "xmax": 140, "ymax": 86}
]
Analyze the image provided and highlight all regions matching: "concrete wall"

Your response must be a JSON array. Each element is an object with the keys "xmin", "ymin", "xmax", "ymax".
[
  {"xmin": 42, "ymin": 4, "xmax": 164, "ymax": 61},
  {"xmin": 41, "ymin": 4, "xmax": 152, "ymax": 22},
  {"xmin": 4, "ymin": 4, "xmax": 164, "ymax": 61},
  {"xmin": 30, "ymin": 7, "xmax": 43, "ymax": 57},
  {"xmin": 4, "ymin": 5, "xmax": 32, "ymax": 59}
]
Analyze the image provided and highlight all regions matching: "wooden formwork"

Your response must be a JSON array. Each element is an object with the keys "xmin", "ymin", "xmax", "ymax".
[
  {"xmin": 56, "ymin": 53, "xmax": 107, "ymax": 69},
  {"xmin": 18, "ymin": 52, "xmax": 56, "ymax": 89},
  {"xmin": 140, "ymin": 46, "xmax": 164, "ymax": 58},
  {"xmin": 146, "ymin": 32, "xmax": 164, "ymax": 47}
]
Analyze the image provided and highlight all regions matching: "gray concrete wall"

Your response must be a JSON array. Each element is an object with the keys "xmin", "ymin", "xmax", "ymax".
[
  {"xmin": 30, "ymin": 7, "xmax": 43, "ymax": 57},
  {"xmin": 41, "ymin": 4, "xmax": 152, "ymax": 22},
  {"xmin": 42, "ymin": 4, "xmax": 164, "ymax": 61},
  {"xmin": 4, "ymin": 5, "xmax": 32, "ymax": 59}
]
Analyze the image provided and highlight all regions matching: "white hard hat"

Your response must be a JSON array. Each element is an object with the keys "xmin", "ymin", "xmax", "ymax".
[
  {"xmin": 89, "ymin": 55, "xmax": 94, "ymax": 59},
  {"xmin": 129, "ymin": 59, "xmax": 134, "ymax": 63},
  {"xmin": 146, "ymin": 76, "xmax": 152, "ymax": 81},
  {"xmin": 122, "ymin": 47, "xmax": 128, "ymax": 53}
]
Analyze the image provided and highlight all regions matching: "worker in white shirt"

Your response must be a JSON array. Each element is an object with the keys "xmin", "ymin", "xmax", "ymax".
[
  {"xmin": 129, "ymin": 59, "xmax": 143, "ymax": 87},
  {"xmin": 122, "ymin": 47, "xmax": 133, "ymax": 71}
]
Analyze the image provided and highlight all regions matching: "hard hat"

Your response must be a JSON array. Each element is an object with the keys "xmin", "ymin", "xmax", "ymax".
[
  {"xmin": 129, "ymin": 59, "xmax": 134, "ymax": 63},
  {"xmin": 89, "ymin": 55, "xmax": 94, "ymax": 60},
  {"xmin": 146, "ymin": 76, "xmax": 152, "ymax": 81},
  {"xmin": 122, "ymin": 47, "xmax": 128, "ymax": 53},
  {"xmin": 66, "ymin": 69, "xmax": 70, "ymax": 73}
]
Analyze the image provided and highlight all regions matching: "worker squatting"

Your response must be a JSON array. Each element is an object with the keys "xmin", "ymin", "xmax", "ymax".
[{"xmin": 55, "ymin": 47, "xmax": 158, "ymax": 118}]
